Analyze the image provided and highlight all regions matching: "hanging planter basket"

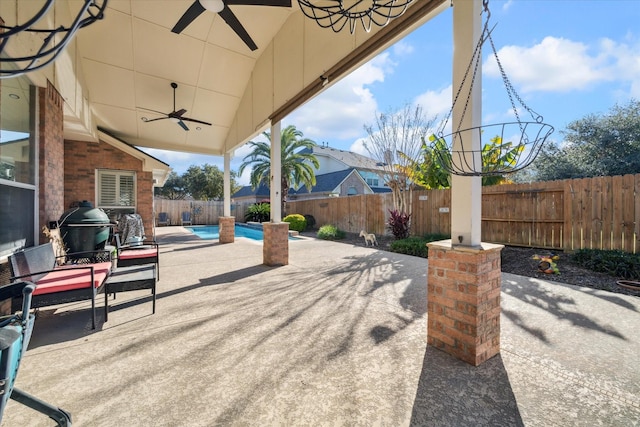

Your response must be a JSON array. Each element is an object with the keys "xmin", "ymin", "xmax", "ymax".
[
  {"xmin": 432, "ymin": 121, "xmax": 554, "ymax": 177},
  {"xmin": 432, "ymin": 0, "xmax": 554, "ymax": 177}
]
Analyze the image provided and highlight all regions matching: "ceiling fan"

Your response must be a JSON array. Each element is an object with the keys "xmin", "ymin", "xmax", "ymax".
[
  {"xmin": 171, "ymin": 0, "xmax": 292, "ymax": 51},
  {"xmin": 139, "ymin": 82, "xmax": 212, "ymax": 131}
]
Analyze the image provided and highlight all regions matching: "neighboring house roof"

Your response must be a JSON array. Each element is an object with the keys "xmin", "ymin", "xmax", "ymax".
[
  {"xmin": 234, "ymin": 168, "xmax": 387, "ymax": 199},
  {"xmin": 290, "ymin": 169, "xmax": 354, "ymax": 195},
  {"xmin": 233, "ymin": 183, "xmax": 271, "ymax": 198},
  {"xmin": 371, "ymin": 187, "xmax": 392, "ymax": 194},
  {"xmin": 300, "ymin": 145, "xmax": 386, "ymax": 172}
]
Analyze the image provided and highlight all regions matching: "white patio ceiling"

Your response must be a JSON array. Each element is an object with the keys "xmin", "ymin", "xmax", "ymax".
[{"xmin": 4, "ymin": 0, "xmax": 449, "ymax": 156}]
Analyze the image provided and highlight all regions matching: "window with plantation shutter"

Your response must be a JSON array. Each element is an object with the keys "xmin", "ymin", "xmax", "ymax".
[
  {"xmin": 99, "ymin": 173, "xmax": 117, "ymax": 205},
  {"xmin": 97, "ymin": 170, "xmax": 136, "ymax": 219}
]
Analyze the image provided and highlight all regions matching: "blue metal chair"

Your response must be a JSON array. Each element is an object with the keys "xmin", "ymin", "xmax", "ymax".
[
  {"xmin": 181, "ymin": 211, "xmax": 192, "ymax": 226},
  {"xmin": 157, "ymin": 212, "xmax": 170, "ymax": 226},
  {"xmin": 0, "ymin": 281, "xmax": 72, "ymax": 426}
]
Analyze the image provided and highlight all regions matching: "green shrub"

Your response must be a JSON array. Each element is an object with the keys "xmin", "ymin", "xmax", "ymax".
[
  {"xmin": 283, "ymin": 214, "xmax": 307, "ymax": 232},
  {"xmin": 389, "ymin": 233, "xmax": 449, "ymax": 258},
  {"xmin": 571, "ymin": 249, "xmax": 640, "ymax": 280},
  {"xmin": 245, "ymin": 202, "xmax": 270, "ymax": 223},
  {"xmin": 317, "ymin": 224, "xmax": 345, "ymax": 240}
]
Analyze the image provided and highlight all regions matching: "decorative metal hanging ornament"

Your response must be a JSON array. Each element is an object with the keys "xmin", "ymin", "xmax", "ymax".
[
  {"xmin": 0, "ymin": 0, "xmax": 108, "ymax": 78},
  {"xmin": 298, "ymin": 0, "xmax": 414, "ymax": 33},
  {"xmin": 432, "ymin": 0, "xmax": 554, "ymax": 177}
]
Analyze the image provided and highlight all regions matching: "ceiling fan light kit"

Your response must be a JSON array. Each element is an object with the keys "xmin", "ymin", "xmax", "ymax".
[
  {"xmin": 172, "ymin": 1, "xmax": 292, "ymax": 51},
  {"xmin": 200, "ymin": 0, "xmax": 225, "ymax": 13}
]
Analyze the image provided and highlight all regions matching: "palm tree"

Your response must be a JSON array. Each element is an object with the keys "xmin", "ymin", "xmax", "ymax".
[{"xmin": 238, "ymin": 125, "xmax": 319, "ymax": 210}]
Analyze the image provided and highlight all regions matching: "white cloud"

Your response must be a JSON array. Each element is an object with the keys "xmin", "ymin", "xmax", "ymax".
[
  {"xmin": 285, "ymin": 52, "xmax": 394, "ymax": 142},
  {"xmin": 141, "ymin": 147, "xmax": 192, "ymax": 164},
  {"xmin": 502, "ymin": 0, "xmax": 514, "ymax": 11},
  {"xmin": 484, "ymin": 36, "xmax": 606, "ymax": 92},
  {"xmin": 140, "ymin": 147, "xmax": 223, "ymax": 174},
  {"xmin": 237, "ymin": 166, "xmax": 252, "ymax": 186},
  {"xmin": 349, "ymin": 137, "xmax": 369, "ymax": 156},
  {"xmin": 413, "ymin": 85, "xmax": 453, "ymax": 121},
  {"xmin": 598, "ymin": 37, "xmax": 640, "ymax": 98},
  {"xmin": 484, "ymin": 36, "xmax": 640, "ymax": 96},
  {"xmin": 392, "ymin": 40, "xmax": 414, "ymax": 57}
]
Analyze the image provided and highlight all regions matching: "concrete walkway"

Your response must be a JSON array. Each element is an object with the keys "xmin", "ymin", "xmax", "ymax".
[{"xmin": 2, "ymin": 227, "xmax": 639, "ymax": 426}]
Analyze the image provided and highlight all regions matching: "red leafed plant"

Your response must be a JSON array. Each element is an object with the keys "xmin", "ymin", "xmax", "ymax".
[{"xmin": 387, "ymin": 209, "xmax": 411, "ymax": 239}]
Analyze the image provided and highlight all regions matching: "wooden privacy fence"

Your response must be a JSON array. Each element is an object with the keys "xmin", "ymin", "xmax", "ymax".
[
  {"xmin": 288, "ymin": 173, "xmax": 640, "ymax": 253},
  {"xmin": 153, "ymin": 199, "xmax": 253, "ymax": 226}
]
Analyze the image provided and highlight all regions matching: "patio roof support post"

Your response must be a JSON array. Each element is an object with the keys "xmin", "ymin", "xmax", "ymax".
[
  {"xmin": 270, "ymin": 121, "xmax": 282, "ymax": 223},
  {"xmin": 451, "ymin": 0, "xmax": 482, "ymax": 249},
  {"xmin": 264, "ymin": 120, "xmax": 289, "ymax": 266},
  {"xmin": 427, "ymin": 0, "xmax": 503, "ymax": 367},
  {"xmin": 219, "ymin": 152, "xmax": 235, "ymax": 244},
  {"xmin": 223, "ymin": 152, "xmax": 231, "ymax": 217}
]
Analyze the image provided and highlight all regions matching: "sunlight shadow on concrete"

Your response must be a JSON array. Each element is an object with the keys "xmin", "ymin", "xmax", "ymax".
[{"xmin": 410, "ymin": 348, "xmax": 523, "ymax": 426}]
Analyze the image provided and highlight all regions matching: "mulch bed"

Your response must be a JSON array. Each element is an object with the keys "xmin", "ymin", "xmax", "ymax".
[{"xmin": 299, "ymin": 230, "xmax": 640, "ymax": 297}]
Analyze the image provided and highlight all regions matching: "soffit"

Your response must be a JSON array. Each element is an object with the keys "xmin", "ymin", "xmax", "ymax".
[{"xmin": 38, "ymin": 0, "xmax": 449, "ymax": 156}]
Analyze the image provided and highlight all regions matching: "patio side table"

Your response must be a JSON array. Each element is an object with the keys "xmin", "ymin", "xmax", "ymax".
[{"xmin": 104, "ymin": 264, "xmax": 156, "ymax": 321}]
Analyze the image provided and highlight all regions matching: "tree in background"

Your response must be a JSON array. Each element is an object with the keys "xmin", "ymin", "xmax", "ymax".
[
  {"xmin": 238, "ymin": 125, "xmax": 319, "ymax": 210},
  {"xmin": 363, "ymin": 104, "xmax": 437, "ymax": 229},
  {"xmin": 182, "ymin": 164, "xmax": 241, "ymax": 200},
  {"xmin": 155, "ymin": 171, "xmax": 187, "ymax": 199},
  {"xmin": 525, "ymin": 100, "xmax": 640, "ymax": 181}
]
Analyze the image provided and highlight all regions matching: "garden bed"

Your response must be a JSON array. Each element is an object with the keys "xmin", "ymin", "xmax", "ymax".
[{"xmin": 300, "ymin": 230, "xmax": 640, "ymax": 297}]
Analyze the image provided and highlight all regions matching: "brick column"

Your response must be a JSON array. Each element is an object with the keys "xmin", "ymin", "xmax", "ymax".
[
  {"xmin": 39, "ymin": 83, "xmax": 65, "ymax": 243},
  {"xmin": 427, "ymin": 240, "xmax": 503, "ymax": 366},
  {"xmin": 219, "ymin": 216, "xmax": 235, "ymax": 244},
  {"xmin": 263, "ymin": 222, "xmax": 289, "ymax": 266}
]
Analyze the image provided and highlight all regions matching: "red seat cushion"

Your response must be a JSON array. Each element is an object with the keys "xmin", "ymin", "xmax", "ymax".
[
  {"xmin": 33, "ymin": 262, "xmax": 111, "ymax": 295},
  {"xmin": 118, "ymin": 248, "xmax": 157, "ymax": 260}
]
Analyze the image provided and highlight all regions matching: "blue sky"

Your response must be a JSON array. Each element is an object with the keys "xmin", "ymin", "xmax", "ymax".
[{"xmin": 143, "ymin": 0, "xmax": 640, "ymax": 185}]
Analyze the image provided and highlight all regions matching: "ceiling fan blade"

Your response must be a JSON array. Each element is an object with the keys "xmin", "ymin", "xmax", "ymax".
[
  {"xmin": 225, "ymin": 0, "xmax": 291, "ymax": 6},
  {"xmin": 138, "ymin": 107, "xmax": 169, "ymax": 115},
  {"xmin": 173, "ymin": 108, "xmax": 187, "ymax": 117},
  {"xmin": 181, "ymin": 117, "xmax": 213, "ymax": 126},
  {"xmin": 143, "ymin": 117, "xmax": 170, "ymax": 123},
  {"xmin": 171, "ymin": 0, "xmax": 206, "ymax": 34},
  {"xmin": 218, "ymin": 5, "xmax": 258, "ymax": 51},
  {"xmin": 177, "ymin": 120, "xmax": 190, "ymax": 131}
]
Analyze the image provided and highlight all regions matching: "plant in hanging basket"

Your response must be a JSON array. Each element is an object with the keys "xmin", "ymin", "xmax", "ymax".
[
  {"xmin": 430, "ymin": 122, "xmax": 554, "ymax": 177},
  {"xmin": 431, "ymin": 0, "xmax": 554, "ymax": 177}
]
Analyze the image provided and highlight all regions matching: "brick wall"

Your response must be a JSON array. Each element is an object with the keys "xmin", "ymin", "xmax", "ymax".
[
  {"xmin": 339, "ymin": 173, "xmax": 366, "ymax": 196},
  {"xmin": 64, "ymin": 139, "xmax": 154, "ymax": 235},
  {"xmin": 38, "ymin": 83, "xmax": 65, "ymax": 243},
  {"xmin": 263, "ymin": 222, "xmax": 289, "ymax": 266},
  {"xmin": 219, "ymin": 216, "xmax": 235, "ymax": 244},
  {"xmin": 427, "ymin": 240, "xmax": 503, "ymax": 366}
]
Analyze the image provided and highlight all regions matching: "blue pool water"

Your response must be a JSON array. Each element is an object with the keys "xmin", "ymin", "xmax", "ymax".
[{"xmin": 185, "ymin": 224, "xmax": 297, "ymax": 241}]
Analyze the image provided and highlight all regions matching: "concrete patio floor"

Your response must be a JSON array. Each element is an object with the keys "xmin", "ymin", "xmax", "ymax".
[{"xmin": 2, "ymin": 227, "xmax": 639, "ymax": 426}]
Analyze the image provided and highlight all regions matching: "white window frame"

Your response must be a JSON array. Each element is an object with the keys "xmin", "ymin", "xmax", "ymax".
[{"xmin": 96, "ymin": 169, "xmax": 136, "ymax": 210}]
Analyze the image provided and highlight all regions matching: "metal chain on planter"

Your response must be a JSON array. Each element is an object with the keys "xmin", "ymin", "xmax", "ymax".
[{"xmin": 432, "ymin": 0, "xmax": 554, "ymax": 177}]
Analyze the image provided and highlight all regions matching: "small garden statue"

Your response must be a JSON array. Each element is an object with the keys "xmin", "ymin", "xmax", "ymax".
[{"xmin": 532, "ymin": 253, "xmax": 560, "ymax": 274}]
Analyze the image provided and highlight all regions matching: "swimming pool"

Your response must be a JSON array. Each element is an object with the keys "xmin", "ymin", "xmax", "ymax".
[{"xmin": 185, "ymin": 224, "xmax": 297, "ymax": 241}]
